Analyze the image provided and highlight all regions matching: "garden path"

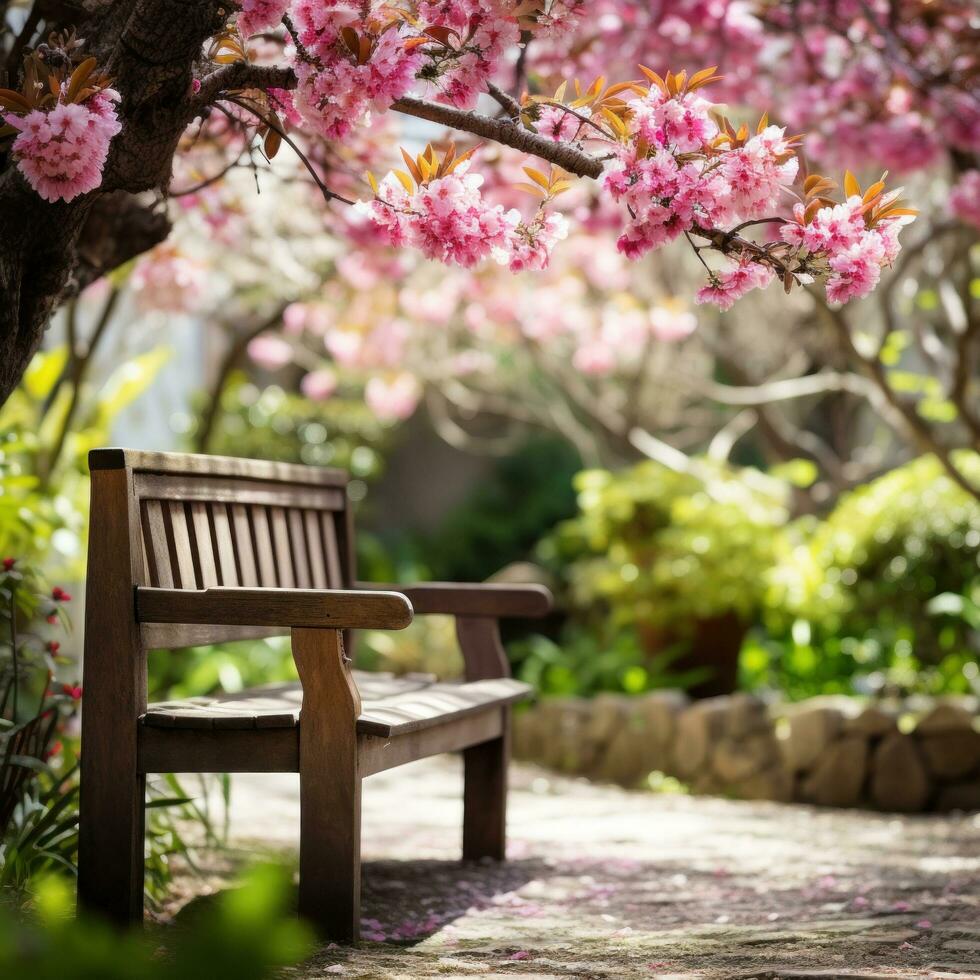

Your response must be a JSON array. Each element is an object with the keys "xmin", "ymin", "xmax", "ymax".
[{"xmin": 197, "ymin": 757, "xmax": 980, "ymax": 979}]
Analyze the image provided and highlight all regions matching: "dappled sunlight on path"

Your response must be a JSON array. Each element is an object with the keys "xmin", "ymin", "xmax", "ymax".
[{"xmin": 205, "ymin": 757, "xmax": 979, "ymax": 978}]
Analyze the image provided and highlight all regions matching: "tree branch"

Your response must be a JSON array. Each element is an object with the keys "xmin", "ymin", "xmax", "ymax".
[
  {"xmin": 191, "ymin": 61, "xmax": 297, "ymax": 112},
  {"xmin": 391, "ymin": 95, "xmax": 605, "ymax": 179}
]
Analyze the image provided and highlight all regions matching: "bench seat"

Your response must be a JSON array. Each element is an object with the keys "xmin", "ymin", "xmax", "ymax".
[{"xmin": 142, "ymin": 671, "xmax": 532, "ymax": 737}]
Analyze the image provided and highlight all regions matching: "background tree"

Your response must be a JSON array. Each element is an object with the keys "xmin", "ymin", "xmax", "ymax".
[{"xmin": 0, "ymin": 0, "xmax": 936, "ymax": 433}]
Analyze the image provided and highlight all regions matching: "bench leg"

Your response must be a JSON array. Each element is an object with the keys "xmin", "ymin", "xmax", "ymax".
[
  {"xmin": 77, "ymin": 762, "xmax": 146, "ymax": 926},
  {"xmin": 293, "ymin": 627, "xmax": 362, "ymax": 942},
  {"xmin": 462, "ymin": 711, "xmax": 510, "ymax": 861}
]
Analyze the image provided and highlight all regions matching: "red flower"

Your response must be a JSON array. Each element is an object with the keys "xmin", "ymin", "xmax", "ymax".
[
  {"xmin": 46, "ymin": 614, "xmax": 58, "ymax": 624},
  {"xmin": 46, "ymin": 640, "xmax": 61, "ymax": 654},
  {"xmin": 2, "ymin": 557, "xmax": 15, "ymax": 571},
  {"xmin": 44, "ymin": 740, "xmax": 63, "ymax": 760},
  {"xmin": 61, "ymin": 683, "xmax": 83, "ymax": 701},
  {"xmin": 52, "ymin": 586, "xmax": 71, "ymax": 602}
]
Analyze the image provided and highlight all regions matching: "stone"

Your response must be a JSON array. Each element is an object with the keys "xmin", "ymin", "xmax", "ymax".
[
  {"xmin": 870, "ymin": 734, "xmax": 931, "ymax": 812},
  {"xmin": 844, "ymin": 705, "xmax": 898, "ymax": 737},
  {"xmin": 722, "ymin": 693, "xmax": 771, "ymax": 739},
  {"xmin": 595, "ymin": 724, "xmax": 652, "ymax": 787},
  {"xmin": 734, "ymin": 764, "xmax": 794, "ymax": 803},
  {"xmin": 935, "ymin": 780, "xmax": 980, "ymax": 812},
  {"xmin": 801, "ymin": 735, "xmax": 868, "ymax": 807},
  {"xmin": 586, "ymin": 693, "xmax": 631, "ymax": 747},
  {"xmin": 635, "ymin": 689, "xmax": 688, "ymax": 747},
  {"xmin": 512, "ymin": 709, "xmax": 542, "ymax": 760},
  {"xmin": 672, "ymin": 697, "xmax": 728, "ymax": 778},
  {"xmin": 916, "ymin": 701, "xmax": 976, "ymax": 734},
  {"xmin": 542, "ymin": 699, "xmax": 593, "ymax": 773},
  {"xmin": 784, "ymin": 705, "xmax": 847, "ymax": 773},
  {"xmin": 920, "ymin": 730, "xmax": 980, "ymax": 781},
  {"xmin": 711, "ymin": 732, "xmax": 779, "ymax": 784}
]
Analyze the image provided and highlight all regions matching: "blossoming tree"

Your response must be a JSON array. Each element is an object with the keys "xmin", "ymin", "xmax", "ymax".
[{"xmin": 0, "ymin": 0, "xmax": 933, "ymax": 419}]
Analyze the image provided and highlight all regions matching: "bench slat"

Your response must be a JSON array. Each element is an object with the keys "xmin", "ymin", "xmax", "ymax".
[
  {"xmin": 211, "ymin": 503, "xmax": 239, "ymax": 587},
  {"xmin": 230, "ymin": 503, "xmax": 259, "ymax": 587},
  {"xmin": 167, "ymin": 501, "xmax": 197, "ymax": 589},
  {"xmin": 141, "ymin": 672, "xmax": 531, "ymax": 738}
]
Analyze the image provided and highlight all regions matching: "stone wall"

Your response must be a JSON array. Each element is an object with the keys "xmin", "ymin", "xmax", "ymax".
[{"xmin": 512, "ymin": 692, "xmax": 980, "ymax": 812}]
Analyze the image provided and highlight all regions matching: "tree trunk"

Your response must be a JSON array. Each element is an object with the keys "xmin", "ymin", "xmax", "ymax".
[{"xmin": 0, "ymin": 0, "xmax": 279, "ymax": 406}]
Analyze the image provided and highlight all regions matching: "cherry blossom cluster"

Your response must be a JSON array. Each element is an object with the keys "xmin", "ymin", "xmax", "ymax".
[
  {"xmin": 761, "ymin": 1, "xmax": 979, "ymax": 175},
  {"xmin": 357, "ymin": 146, "xmax": 568, "ymax": 272},
  {"xmin": 244, "ymin": 1, "xmax": 588, "ymax": 141},
  {"xmin": 599, "ymin": 70, "xmax": 800, "ymax": 261},
  {"xmin": 286, "ymin": 2, "xmax": 422, "ymax": 140},
  {"xmin": 131, "ymin": 245, "xmax": 206, "ymax": 314},
  {"xmin": 1, "ymin": 63, "xmax": 120, "ymax": 204}
]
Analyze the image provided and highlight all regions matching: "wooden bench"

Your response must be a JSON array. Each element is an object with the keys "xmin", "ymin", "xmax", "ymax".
[{"xmin": 77, "ymin": 449, "xmax": 550, "ymax": 940}]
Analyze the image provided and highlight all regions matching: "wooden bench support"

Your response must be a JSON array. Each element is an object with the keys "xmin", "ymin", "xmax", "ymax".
[
  {"xmin": 78, "ymin": 464, "xmax": 147, "ymax": 927},
  {"xmin": 292, "ymin": 627, "xmax": 362, "ymax": 942},
  {"xmin": 463, "ymin": 719, "xmax": 509, "ymax": 861}
]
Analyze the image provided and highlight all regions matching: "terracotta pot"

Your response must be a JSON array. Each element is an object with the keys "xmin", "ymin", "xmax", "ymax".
[{"xmin": 638, "ymin": 611, "xmax": 747, "ymax": 699}]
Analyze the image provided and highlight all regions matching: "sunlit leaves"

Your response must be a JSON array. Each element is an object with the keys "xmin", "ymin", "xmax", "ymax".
[
  {"xmin": 514, "ymin": 164, "xmax": 573, "ymax": 200},
  {"xmin": 367, "ymin": 141, "xmax": 480, "ymax": 196}
]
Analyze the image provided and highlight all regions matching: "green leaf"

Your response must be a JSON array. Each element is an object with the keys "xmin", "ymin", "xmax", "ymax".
[
  {"xmin": 769, "ymin": 458, "xmax": 819, "ymax": 488},
  {"xmin": 22, "ymin": 346, "xmax": 68, "ymax": 400}
]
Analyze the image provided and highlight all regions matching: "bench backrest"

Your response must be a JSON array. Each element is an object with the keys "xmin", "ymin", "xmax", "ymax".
[{"xmin": 89, "ymin": 449, "xmax": 356, "ymax": 647}]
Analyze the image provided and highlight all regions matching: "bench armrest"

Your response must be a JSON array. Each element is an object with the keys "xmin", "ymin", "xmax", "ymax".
[
  {"xmin": 356, "ymin": 581, "xmax": 552, "ymax": 619},
  {"xmin": 136, "ymin": 587, "xmax": 413, "ymax": 631}
]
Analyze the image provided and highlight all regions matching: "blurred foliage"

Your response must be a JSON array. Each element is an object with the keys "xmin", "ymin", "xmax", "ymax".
[
  {"xmin": 392, "ymin": 437, "xmax": 582, "ymax": 583},
  {"xmin": 537, "ymin": 454, "xmax": 979, "ymax": 700},
  {"xmin": 540, "ymin": 460, "xmax": 788, "ymax": 633},
  {"xmin": 148, "ymin": 637, "xmax": 298, "ymax": 701},
  {"xmin": 0, "ymin": 564, "xmax": 204, "ymax": 907},
  {"xmin": 746, "ymin": 452, "xmax": 980, "ymax": 699},
  {"xmin": 0, "ymin": 345, "xmax": 168, "ymax": 579},
  {"xmin": 193, "ymin": 375, "xmax": 390, "ymax": 479},
  {"xmin": 0, "ymin": 864, "xmax": 311, "ymax": 979},
  {"xmin": 357, "ymin": 614, "xmax": 464, "ymax": 680},
  {"xmin": 510, "ymin": 622, "xmax": 709, "ymax": 697}
]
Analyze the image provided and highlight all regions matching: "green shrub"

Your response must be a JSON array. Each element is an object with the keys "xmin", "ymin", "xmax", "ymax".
[
  {"xmin": 540, "ymin": 460, "xmax": 788, "ymax": 634},
  {"xmin": 510, "ymin": 622, "xmax": 710, "ymax": 697},
  {"xmin": 748, "ymin": 453, "xmax": 980, "ymax": 698},
  {"xmin": 0, "ymin": 865, "xmax": 311, "ymax": 979}
]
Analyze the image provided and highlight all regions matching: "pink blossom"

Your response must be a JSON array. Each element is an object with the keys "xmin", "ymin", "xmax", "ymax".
[
  {"xmin": 248, "ymin": 334, "xmax": 294, "ymax": 370},
  {"xmin": 695, "ymin": 260, "xmax": 775, "ymax": 311},
  {"xmin": 649, "ymin": 305, "xmax": 697, "ymax": 342},
  {"xmin": 573, "ymin": 339, "xmax": 617, "ymax": 375},
  {"xmin": 508, "ymin": 211, "xmax": 569, "ymax": 272},
  {"xmin": 949, "ymin": 170, "xmax": 980, "ymax": 229},
  {"xmin": 238, "ymin": 0, "xmax": 289, "ymax": 36},
  {"xmin": 300, "ymin": 368, "xmax": 338, "ymax": 401},
  {"xmin": 131, "ymin": 247, "xmax": 205, "ymax": 314},
  {"xmin": 537, "ymin": 105, "xmax": 580, "ymax": 142},
  {"xmin": 416, "ymin": 1, "xmax": 520, "ymax": 108},
  {"xmin": 365, "ymin": 372, "xmax": 421, "ymax": 421},
  {"xmin": 290, "ymin": 10, "xmax": 422, "ymax": 140},
  {"xmin": 357, "ymin": 162, "xmax": 522, "ymax": 269},
  {"xmin": 5, "ymin": 89, "xmax": 121, "ymax": 203}
]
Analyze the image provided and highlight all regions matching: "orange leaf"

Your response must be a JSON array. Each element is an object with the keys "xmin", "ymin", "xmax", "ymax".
[
  {"xmin": 340, "ymin": 26, "xmax": 360, "ymax": 57},
  {"xmin": 400, "ymin": 146, "xmax": 424, "ymax": 185},
  {"xmin": 638, "ymin": 65, "xmax": 667, "ymax": 94},
  {"xmin": 393, "ymin": 169, "xmax": 415, "ymax": 194}
]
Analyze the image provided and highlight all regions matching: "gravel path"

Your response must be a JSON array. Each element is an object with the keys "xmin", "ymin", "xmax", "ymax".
[{"xmin": 186, "ymin": 757, "xmax": 980, "ymax": 979}]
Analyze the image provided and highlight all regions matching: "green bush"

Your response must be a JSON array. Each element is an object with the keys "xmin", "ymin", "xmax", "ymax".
[
  {"xmin": 540, "ymin": 460, "xmax": 788, "ymax": 634},
  {"xmin": 0, "ymin": 865, "xmax": 311, "ymax": 979},
  {"xmin": 532, "ymin": 454, "xmax": 978, "ymax": 701},
  {"xmin": 511, "ymin": 622, "xmax": 709, "ymax": 697},
  {"xmin": 747, "ymin": 453, "xmax": 980, "ymax": 698}
]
